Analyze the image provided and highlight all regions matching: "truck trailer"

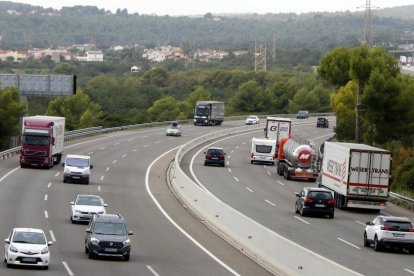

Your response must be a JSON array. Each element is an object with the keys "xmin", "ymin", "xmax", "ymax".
[
  {"xmin": 193, "ymin": 101, "xmax": 224, "ymax": 126},
  {"xmin": 264, "ymin": 117, "xmax": 291, "ymax": 158},
  {"xmin": 20, "ymin": 116, "xmax": 65, "ymax": 168},
  {"xmin": 276, "ymin": 137, "xmax": 319, "ymax": 181},
  {"xmin": 317, "ymin": 142, "xmax": 391, "ymax": 210}
]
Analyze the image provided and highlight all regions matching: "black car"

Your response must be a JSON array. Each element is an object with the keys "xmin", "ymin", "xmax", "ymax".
[
  {"xmin": 204, "ymin": 147, "xmax": 226, "ymax": 167},
  {"xmin": 295, "ymin": 187, "xmax": 334, "ymax": 218},
  {"xmin": 316, "ymin": 117, "xmax": 329, "ymax": 128},
  {"xmin": 85, "ymin": 214, "xmax": 133, "ymax": 261}
]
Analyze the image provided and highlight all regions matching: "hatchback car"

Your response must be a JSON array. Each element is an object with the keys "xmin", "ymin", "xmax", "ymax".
[
  {"xmin": 85, "ymin": 214, "xmax": 133, "ymax": 261},
  {"xmin": 70, "ymin": 195, "xmax": 107, "ymax": 223},
  {"xmin": 204, "ymin": 147, "xmax": 226, "ymax": 167},
  {"xmin": 316, "ymin": 117, "xmax": 329, "ymax": 128},
  {"xmin": 295, "ymin": 187, "xmax": 334, "ymax": 218},
  {"xmin": 166, "ymin": 122, "xmax": 182, "ymax": 136},
  {"xmin": 296, "ymin": 110, "xmax": 309, "ymax": 119},
  {"xmin": 246, "ymin": 115, "xmax": 260, "ymax": 125},
  {"xmin": 364, "ymin": 216, "xmax": 414, "ymax": 252},
  {"xmin": 4, "ymin": 228, "xmax": 53, "ymax": 270}
]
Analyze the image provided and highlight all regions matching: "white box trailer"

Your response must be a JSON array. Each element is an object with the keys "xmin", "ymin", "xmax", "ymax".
[
  {"xmin": 264, "ymin": 117, "xmax": 291, "ymax": 157},
  {"xmin": 318, "ymin": 142, "xmax": 391, "ymax": 210},
  {"xmin": 250, "ymin": 138, "xmax": 276, "ymax": 165}
]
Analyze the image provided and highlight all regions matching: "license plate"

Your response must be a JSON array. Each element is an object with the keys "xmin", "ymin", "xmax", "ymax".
[
  {"xmin": 105, "ymin": 248, "xmax": 118, "ymax": 252},
  {"xmin": 315, "ymin": 204, "xmax": 325, "ymax": 207},
  {"xmin": 73, "ymin": 176, "xmax": 80, "ymax": 179},
  {"xmin": 212, "ymin": 157, "xmax": 218, "ymax": 160},
  {"xmin": 393, "ymin": 233, "xmax": 405, "ymax": 238},
  {"xmin": 22, "ymin": 257, "xmax": 36, "ymax": 263}
]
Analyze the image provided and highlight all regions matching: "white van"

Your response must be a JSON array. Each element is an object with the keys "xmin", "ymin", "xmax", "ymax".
[
  {"xmin": 251, "ymin": 138, "xmax": 276, "ymax": 165},
  {"xmin": 62, "ymin": 154, "xmax": 93, "ymax": 184}
]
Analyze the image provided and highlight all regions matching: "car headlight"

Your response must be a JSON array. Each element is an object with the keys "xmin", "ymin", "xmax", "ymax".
[
  {"xmin": 10, "ymin": 245, "xmax": 18, "ymax": 253},
  {"xmin": 41, "ymin": 247, "xmax": 49, "ymax": 254},
  {"xmin": 90, "ymin": 237, "xmax": 100, "ymax": 245},
  {"xmin": 97, "ymin": 211, "xmax": 105, "ymax": 214},
  {"xmin": 123, "ymin": 238, "xmax": 131, "ymax": 246},
  {"xmin": 74, "ymin": 209, "xmax": 81, "ymax": 213}
]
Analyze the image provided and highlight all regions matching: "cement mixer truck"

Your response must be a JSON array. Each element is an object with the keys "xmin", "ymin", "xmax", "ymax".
[{"xmin": 276, "ymin": 137, "xmax": 319, "ymax": 181}]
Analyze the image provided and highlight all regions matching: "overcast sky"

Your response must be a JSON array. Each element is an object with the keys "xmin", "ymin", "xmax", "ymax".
[{"xmin": 8, "ymin": 0, "xmax": 414, "ymax": 15}]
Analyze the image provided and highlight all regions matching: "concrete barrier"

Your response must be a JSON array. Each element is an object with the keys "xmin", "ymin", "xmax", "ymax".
[{"xmin": 171, "ymin": 124, "xmax": 361, "ymax": 276}]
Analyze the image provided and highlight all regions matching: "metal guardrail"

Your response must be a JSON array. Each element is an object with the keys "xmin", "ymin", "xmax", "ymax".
[{"xmin": 389, "ymin": 192, "xmax": 414, "ymax": 207}]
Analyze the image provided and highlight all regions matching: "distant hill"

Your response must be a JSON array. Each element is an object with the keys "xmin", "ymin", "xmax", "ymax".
[{"xmin": 0, "ymin": 1, "xmax": 413, "ymax": 51}]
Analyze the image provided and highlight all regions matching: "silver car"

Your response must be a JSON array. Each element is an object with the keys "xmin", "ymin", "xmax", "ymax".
[
  {"xmin": 70, "ymin": 195, "xmax": 107, "ymax": 223},
  {"xmin": 166, "ymin": 123, "xmax": 182, "ymax": 136}
]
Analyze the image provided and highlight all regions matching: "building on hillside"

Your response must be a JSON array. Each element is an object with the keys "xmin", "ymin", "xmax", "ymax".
[
  {"xmin": 77, "ymin": 50, "xmax": 104, "ymax": 62},
  {"xmin": 0, "ymin": 50, "xmax": 28, "ymax": 62}
]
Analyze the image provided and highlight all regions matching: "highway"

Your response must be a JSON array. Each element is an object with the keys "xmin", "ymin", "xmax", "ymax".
[
  {"xmin": 0, "ymin": 122, "xmax": 271, "ymax": 276},
  {"xmin": 183, "ymin": 118, "xmax": 414, "ymax": 276}
]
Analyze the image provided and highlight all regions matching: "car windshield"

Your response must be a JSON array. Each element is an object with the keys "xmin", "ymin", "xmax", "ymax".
[
  {"xmin": 66, "ymin": 157, "xmax": 89, "ymax": 167},
  {"xmin": 13, "ymin": 231, "xmax": 46, "ymax": 244},
  {"xmin": 248, "ymin": 116, "xmax": 257, "ymax": 119},
  {"xmin": 76, "ymin": 196, "xmax": 103, "ymax": 206},
  {"xmin": 318, "ymin": 118, "xmax": 327, "ymax": 121},
  {"xmin": 169, "ymin": 125, "xmax": 179, "ymax": 129},
  {"xmin": 256, "ymin": 145, "xmax": 272, "ymax": 153},
  {"xmin": 93, "ymin": 222, "xmax": 127, "ymax": 235}
]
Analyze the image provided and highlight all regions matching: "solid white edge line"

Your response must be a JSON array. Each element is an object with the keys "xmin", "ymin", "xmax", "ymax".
[
  {"xmin": 62, "ymin": 261, "xmax": 74, "ymax": 276},
  {"xmin": 337, "ymin": 238, "xmax": 361, "ymax": 249},
  {"xmin": 146, "ymin": 265, "xmax": 160, "ymax": 276},
  {"xmin": 404, "ymin": 269, "xmax": 414, "ymax": 274},
  {"xmin": 0, "ymin": 167, "xmax": 19, "ymax": 182},
  {"xmin": 294, "ymin": 216, "xmax": 310, "ymax": 225},
  {"xmin": 146, "ymin": 146, "xmax": 240, "ymax": 276}
]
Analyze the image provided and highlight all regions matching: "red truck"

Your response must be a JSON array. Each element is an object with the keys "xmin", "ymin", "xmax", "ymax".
[{"xmin": 20, "ymin": 116, "xmax": 65, "ymax": 168}]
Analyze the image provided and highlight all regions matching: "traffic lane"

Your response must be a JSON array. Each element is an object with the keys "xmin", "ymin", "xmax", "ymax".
[{"xmin": 189, "ymin": 132, "xmax": 414, "ymax": 275}]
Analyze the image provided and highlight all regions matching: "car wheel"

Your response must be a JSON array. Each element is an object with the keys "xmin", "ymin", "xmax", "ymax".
[
  {"xmin": 6, "ymin": 263, "xmax": 12, "ymax": 268},
  {"xmin": 295, "ymin": 203, "xmax": 299, "ymax": 214},
  {"xmin": 328, "ymin": 213, "xmax": 334, "ymax": 219},
  {"xmin": 88, "ymin": 250, "xmax": 95, "ymax": 259},
  {"xmin": 84, "ymin": 179, "xmax": 89, "ymax": 185},
  {"xmin": 374, "ymin": 236, "xmax": 382, "ymax": 252},
  {"xmin": 63, "ymin": 177, "xmax": 66, "ymax": 183},
  {"xmin": 363, "ymin": 232, "xmax": 370, "ymax": 247},
  {"xmin": 43, "ymin": 266, "xmax": 49, "ymax": 270},
  {"xmin": 85, "ymin": 245, "xmax": 89, "ymax": 254},
  {"xmin": 204, "ymin": 161, "xmax": 208, "ymax": 166},
  {"xmin": 124, "ymin": 253, "xmax": 130, "ymax": 261},
  {"xmin": 70, "ymin": 216, "xmax": 74, "ymax": 224}
]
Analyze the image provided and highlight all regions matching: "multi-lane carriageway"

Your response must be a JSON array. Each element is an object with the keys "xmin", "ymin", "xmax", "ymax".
[{"xmin": 0, "ymin": 118, "xmax": 413, "ymax": 276}]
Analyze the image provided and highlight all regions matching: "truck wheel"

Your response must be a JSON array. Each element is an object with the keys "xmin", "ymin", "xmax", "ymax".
[{"xmin": 283, "ymin": 168, "xmax": 290, "ymax": 180}]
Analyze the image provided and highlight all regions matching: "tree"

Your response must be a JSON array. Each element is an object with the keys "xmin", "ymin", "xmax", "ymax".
[
  {"xmin": 185, "ymin": 86, "xmax": 211, "ymax": 117},
  {"xmin": 228, "ymin": 81, "xmax": 270, "ymax": 114},
  {"xmin": 148, "ymin": 96, "xmax": 186, "ymax": 122},
  {"xmin": 317, "ymin": 46, "xmax": 351, "ymax": 87},
  {"xmin": 0, "ymin": 87, "xmax": 26, "ymax": 150},
  {"xmin": 45, "ymin": 89, "xmax": 103, "ymax": 130}
]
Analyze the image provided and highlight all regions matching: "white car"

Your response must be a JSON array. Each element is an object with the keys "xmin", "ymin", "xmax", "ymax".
[
  {"xmin": 246, "ymin": 115, "xmax": 260, "ymax": 125},
  {"xmin": 70, "ymin": 195, "xmax": 107, "ymax": 223},
  {"xmin": 166, "ymin": 122, "xmax": 182, "ymax": 136},
  {"xmin": 4, "ymin": 228, "xmax": 53, "ymax": 269},
  {"xmin": 364, "ymin": 216, "xmax": 414, "ymax": 252}
]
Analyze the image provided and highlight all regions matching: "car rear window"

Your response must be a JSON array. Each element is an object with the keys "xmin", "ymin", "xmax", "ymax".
[
  {"xmin": 256, "ymin": 145, "xmax": 273, "ymax": 153},
  {"xmin": 208, "ymin": 149, "xmax": 223, "ymax": 155},
  {"xmin": 384, "ymin": 221, "xmax": 413, "ymax": 231},
  {"xmin": 308, "ymin": 191, "xmax": 333, "ymax": 200}
]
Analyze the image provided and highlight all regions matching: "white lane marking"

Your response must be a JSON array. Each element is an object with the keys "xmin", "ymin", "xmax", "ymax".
[
  {"xmin": 47, "ymin": 182, "xmax": 52, "ymax": 188},
  {"xmin": 355, "ymin": 220, "xmax": 366, "ymax": 226},
  {"xmin": 122, "ymin": 154, "xmax": 127, "ymax": 158},
  {"xmin": 49, "ymin": 230, "xmax": 56, "ymax": 242},
  {"xmin": 155, "ymin": 141, "xmax": 161, "ymax": 144},
  {"xmin": 294, "ymin": 216, "xmax": 310, "ymax": 225},
  {"xmin": 44, "ymin": 210, "xmax": 48, "ymax": 219},
  {"xmin": 235, "ymin": 146, "xmax": 239, "ymax": 149},
  {"xmin": 146, "ymin": 265, "xmax": 160, "ymax": 276},
  {"xmin": 146, "ymin": 147, "xmax": 240, "ymax": 275},
  {"xmin": 98, "ymin": 186, "xmax": 101, "ymax": 191},
  {"xmin": 227, "ymin": 161, "xmax": 230, "ymax": 166},
  {"xmin": 242, "ymin": 142, "xmax": 246, "ymax": 145},
  {"xmin": 100, "ymin": 176, "xmax": 104, "ymax": 181},
  {"xmin": 228, "ymin": 168, "xmax": 232, "ymax": 173},
  {"xmin": 132, "ymin": 149, "xmax": 138, "ymax": 152},
  {"xmin": 112, "ymin": 160, "xmax": 117, "ymax": 164},
  {"xmin": 277, "ymin": 180, "xmax": 285, "ymax": 186},
  {"xmin": 54, "ymin": 172, "xmax": 60, "ymax": 177},
  {"xmin": 142, "ymin": 135, "xmax": 148, "ymax": 138},
  {"xmin": 0, "ymin": 167, "xmax": 19, "ymax": 183},
  {"xmin": 309, "ymin": 133, "xmax": 337, "ymax": 142},
  {"xmin": 228, "ymin": 155, "xmax": 231, "ymax": 159},
  {"xmin": 264, "ymin": 165, "xmax": 267, "ymax": 169},
  {"xmin": 105, "ymin": 167, "xmax": 110, "ymax": 172},
  {"xmin": 233, "ymin": 177, "xmax": 239, "ymax": 182},
  {"xmin": 87, "ymin": 151, "xmax": 94, "ymax": 155},
  {"xmin": 231, "ymin": 150, "xmax": 234, "ymax": 154},
  {"xmin": 265, "ymin": 200, "xmax": 276, "ymax": 206},
  {"xmin": 337, "ymin": 238, "xmax": 361, "ymax": 249},
  {"xmin": 127, "ymin": 138, "xmax": 134, "ymax": 142},
  {"xmin": 62, "ymin": 261, "xmax": 74, "ymax": 276},
  {"xmin": 267, "ymin": 171, "xmax": 271, "ymax": 176},
  {"xmin": 144, "ymin": 145, "xmax": 150, "ymax": 148},
  {"xmin": 113, "ymin": 142, "xmax": 120, "ymax": 145},
  {"xmin": 246, "ymin": 187, "xmax": 254, "ymax": 193},
  {"xmin": 44, "ymin": 194, "xmax": 48, "ymax": 201},
  {"xmin": 404, "ymin": 269, "xmax": 414, "ymax": 274},
  {"xmin": 100, "ymin": 146, "xmax": 106, "ymax": 150}
]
